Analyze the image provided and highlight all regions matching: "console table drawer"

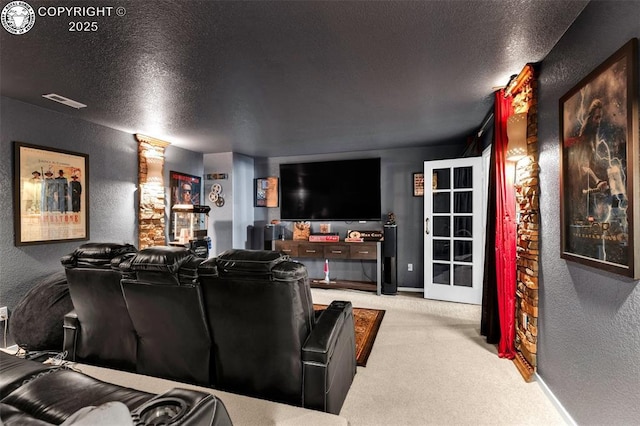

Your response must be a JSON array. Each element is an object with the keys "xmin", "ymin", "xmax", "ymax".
[
  {"xmin": 274, "ymin": 240, "xmax": 298, "ymax": 257},
  {"xmin": 324, "ymin": 244, "xmax": 350, "ymax": 259},
  {"xmin": 297, "ymin": 243, "xmax": 324, "ymax": 258},
  {"xmin": 349, "ymin": 243, "xmax": 377, "ymax": 260}
]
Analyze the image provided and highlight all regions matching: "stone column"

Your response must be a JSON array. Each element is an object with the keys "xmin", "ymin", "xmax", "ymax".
[
  {"xmin": 135, "ymin": 134, "xmax": 170, "ymax": 250},
  {"xmin": 507, "ymin": 66, "xmax": 539, "ymax": 381}
]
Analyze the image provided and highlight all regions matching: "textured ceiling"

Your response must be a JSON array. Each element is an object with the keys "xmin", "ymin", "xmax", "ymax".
[{"xmin": 1, "ymin": 0, "xmax": 588, "ymax": 157}]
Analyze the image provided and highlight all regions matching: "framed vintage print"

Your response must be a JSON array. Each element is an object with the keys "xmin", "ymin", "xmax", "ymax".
[
  {"xmin": 559, "ymin": 38, "xmax": 639, "ymax": 278},
  {"xmin": 255, "ymin": 177, "xmax": 279, "ymax": 207},
  {"xmin": 13, "ymin": 142, "xmax": 89, "ymax": 245},
  {"xmin": 413, "ymin": 172, "xmax": 424, "ymax": 197}
]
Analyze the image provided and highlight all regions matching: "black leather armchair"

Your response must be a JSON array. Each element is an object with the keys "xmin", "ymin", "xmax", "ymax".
[
  {"xmin": 119, "ymin": 246, "xmax": 211, "ymax": 386},
  {"xmin": 198, "ymin": 249, "xmax": 356, "ymax": 415},
  {"xmin": 0, "ymin": 352, "xmax": 233, "ymax": 425},
  {"xmin": 61, "ymin": 242, "xmax": 138, "ymax": 371}
]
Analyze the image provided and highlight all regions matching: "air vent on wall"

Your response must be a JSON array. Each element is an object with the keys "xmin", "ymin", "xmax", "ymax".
[{"xmin": 42, "ymin": 93, "xmax": 87, "ymax": 109}]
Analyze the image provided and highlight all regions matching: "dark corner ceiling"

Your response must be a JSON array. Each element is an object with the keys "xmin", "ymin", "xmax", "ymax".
[{"xmin": 1, "ymin": 0, "xmax": 588, "ymax": 157}]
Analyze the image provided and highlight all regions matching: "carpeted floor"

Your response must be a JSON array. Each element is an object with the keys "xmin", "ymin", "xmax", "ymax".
[
  {"xmin": 311, "ymin": 288, "xmax": 568, "ymax": 426},
  {"xmin": 314, "ymin": 304, "xmax": 385, "ymax": 367}
]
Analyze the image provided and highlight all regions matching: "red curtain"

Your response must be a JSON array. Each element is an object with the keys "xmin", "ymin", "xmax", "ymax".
[{"xmin": 494, "ymin": 90, "xmax": 516, "ymax": 359}]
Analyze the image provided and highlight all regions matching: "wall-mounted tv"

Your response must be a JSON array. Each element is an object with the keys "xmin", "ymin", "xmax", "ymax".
[{"xmin": 279, "ymin": 158, "xmax": 381, "ymax": 221}]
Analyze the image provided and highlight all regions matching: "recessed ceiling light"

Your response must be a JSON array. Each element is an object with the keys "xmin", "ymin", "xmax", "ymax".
[{"xmin": 42, "ymin": 93, "xmax": 87, "ymax": 109}]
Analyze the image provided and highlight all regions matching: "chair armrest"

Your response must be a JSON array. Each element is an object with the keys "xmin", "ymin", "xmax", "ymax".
[
  {"xmin": 302, "ymin": 300, "xmax": 356, "ymax": 414},
  {"xmin": 132, "ymin": 388, "xmax": 233, "ymax": 426},
  {"xmin": 63, "ymin": 310, "xmax": 79, "ymax": 361},
  {"xmin": 303, "ymin": 301, "xmax": 351, "ymax": 364}
]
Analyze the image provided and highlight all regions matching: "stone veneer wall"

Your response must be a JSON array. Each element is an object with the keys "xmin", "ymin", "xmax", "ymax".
[
  {"xmin": 136, "ymin": 134, "xmax": 169, "ymax": 249},
  {"xmin": 510, "ymin": 66, "xmax": 539, "ymax": 381}
]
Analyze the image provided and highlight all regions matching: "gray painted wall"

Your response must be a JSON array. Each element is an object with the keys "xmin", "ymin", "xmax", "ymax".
[
  {"xmin": 537, "ymin": 2, "xmax": 640, "ymax": 424},
  {"xmin": 0, "ymin": 96, "xmax": 204, "ymax": 315},
  {"xmin": 232, "ymin": 153, "xmax": 256, "ymax": 250},
  {"xmin": 1, "ymin": 97, "xmax": 137, "ymax": 311},
  {"xmin": 203, "ymin": 152, "xmax": 234, "ymax": 255}
]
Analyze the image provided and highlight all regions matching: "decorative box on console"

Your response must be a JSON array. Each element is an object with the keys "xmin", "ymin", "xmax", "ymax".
[{"xmin": 346, "ymin": 230, "xmax": 383, "ymax": 241}]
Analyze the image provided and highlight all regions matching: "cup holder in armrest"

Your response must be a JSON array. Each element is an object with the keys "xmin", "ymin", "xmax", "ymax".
[
  {"xmin": 131, "ymin": 388, "xmax": 232, "ymax": 426},
  {"xmin": 132, "ymin": 397, "xmax": 187, "ymax": 425}
]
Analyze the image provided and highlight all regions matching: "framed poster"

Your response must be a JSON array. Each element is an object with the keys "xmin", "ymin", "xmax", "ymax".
[
  {"xmin": 255, "ymin": 177, "xmax": 279, "ymax": 207},
  {"xmin": 559, "ymin": 38, "xmax": 639, "ymax": 278},
  {"xmin": 13, "ymin": 142, "xmax": 89, "ymax": 245},
  {"xmin": 413, "ymin": 172, "xmax": 424, "ymax": 197},
  {"xmin": 170, "ymin": 171, "xmax": 201, "ymax": 207}
]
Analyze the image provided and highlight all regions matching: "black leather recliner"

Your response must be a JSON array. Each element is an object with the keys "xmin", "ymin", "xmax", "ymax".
[
  {"xmin": 119, "ymin": 246, "xmax": 211, "ymax": 386},
  {"xmin": 198, "ymin": 249, "xmax": 357, "ymax": 415},
  {"xmin": 61, "ymin": 242, "xmax": 138, "ymax": 371},
  {"xmin": 0, "ymin": 351, "xmax": 233, "ymax": 425}
]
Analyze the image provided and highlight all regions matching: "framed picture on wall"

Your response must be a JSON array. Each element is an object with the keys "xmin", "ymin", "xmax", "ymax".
[
  {"xmin": 255, "ymin": 177, "xmax": 279, "ymax": 207},
  {"xmin": 170, "ymin": 171, "xmax": 201, "ymax": 207},
  {"xmin": 559, "ymin": 38, "xmax": 639, "ymax": 278},
  {"xmin": 13, "ymin": 142, "xmax": 89, "ymax": 246}
]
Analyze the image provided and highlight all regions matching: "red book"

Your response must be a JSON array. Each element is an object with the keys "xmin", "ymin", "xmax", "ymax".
[{"xmin": 308, "ymin": 234, "xmax": 340, "ymax": 242}]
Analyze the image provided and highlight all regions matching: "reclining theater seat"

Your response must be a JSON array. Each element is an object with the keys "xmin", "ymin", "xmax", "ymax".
[
  {"xmin": 0, "ymin": 352, "xmax": 233, "ymax": 426},
  {"xmin": 198, "ymin": 249, "xmax": 357, "ymax": 415},
  {"xmin": 61, "ymin": 242, "xmax": 138, "ymax": 371},
  {"xmin": 119, "ymin": 246, "xmax": 211, "ymax": 386}
]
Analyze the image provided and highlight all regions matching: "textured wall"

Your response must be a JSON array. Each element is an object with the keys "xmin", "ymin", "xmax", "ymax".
[
  {"xmin": 537, "ymin": 2, "xmax": 640, "ymax": 424},
  {"xmin": 203, "ymin": 152, "xmax": 234, "ymax": 256},
  {"xmin": 0, "ymin": 97, "xmax": 137, "ymax": 311},
  {"xmin": 0, "ymin": 97, "xmax": 204, "ymax": 315},
  {"xmin": 232, "ymin": 154, "xmax": 256, "ymax": 250}
]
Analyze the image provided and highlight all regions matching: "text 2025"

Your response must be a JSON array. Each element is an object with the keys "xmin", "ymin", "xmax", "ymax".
[{"xmin": 69, "ymin": 21, "xmax": 98, "ymax": 32}]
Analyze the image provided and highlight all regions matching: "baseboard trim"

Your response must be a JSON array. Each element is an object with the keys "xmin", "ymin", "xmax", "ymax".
[
  {"xmin": 535, "ymin": 372, "xmax": 576, "ymax": 426},
  {"xmin": 397, "ymin": 287, "xmax": 422, "ymax": 293}
]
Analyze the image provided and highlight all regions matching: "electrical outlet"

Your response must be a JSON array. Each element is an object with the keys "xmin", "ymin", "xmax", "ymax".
[
  {"xmin": 0, "ymin": 306, "xmax": 7, "ymax": 321},
  {"xmin": 407, "ymin": 263, "xmax": 413, "ymax": 272}
]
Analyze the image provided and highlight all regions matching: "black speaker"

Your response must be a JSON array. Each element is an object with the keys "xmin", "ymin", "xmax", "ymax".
[
  {"xmin": 264, "ymin": 225, "xmax": 278, "ymax": 250},
  {"xmin": 382, "ymin": 225, "xmax": 397, "ymax": 295}
]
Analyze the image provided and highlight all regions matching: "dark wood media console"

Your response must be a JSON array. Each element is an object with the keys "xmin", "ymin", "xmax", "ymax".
[{"xmin": 274, "ymin": 240, "xmax": 382, "ymax": 294}]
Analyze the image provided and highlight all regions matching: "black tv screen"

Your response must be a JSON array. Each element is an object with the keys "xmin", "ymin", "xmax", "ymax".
[{"xmin": 279, "ymin": 158, "xmax": 381, "ymax": 221}]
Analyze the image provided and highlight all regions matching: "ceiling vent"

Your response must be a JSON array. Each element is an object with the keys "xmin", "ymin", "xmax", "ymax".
[{"xmin": 42, "ymin": 93, "xmax": 87, "ymax": 109}]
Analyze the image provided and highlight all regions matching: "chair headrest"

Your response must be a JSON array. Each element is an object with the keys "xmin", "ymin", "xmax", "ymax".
[
  {"xmin": 61, "ymin": 242, "xmax": 137, "ymax": 269},
  {"xmin": 119, "ymin": 246, "xmax": 203, "ymax": 285},
  {"xmin": 198, "ymin": 249, "xmax": 306, "ymax": 282},
  {"xmin": 217, "ymin": 249, "xmax": 289, "ymax": 273}
]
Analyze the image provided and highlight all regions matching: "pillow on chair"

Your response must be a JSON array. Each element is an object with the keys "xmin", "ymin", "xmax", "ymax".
[{"xmin": 61, "ymin": 402, "xmax": 133, "ymax": 426}]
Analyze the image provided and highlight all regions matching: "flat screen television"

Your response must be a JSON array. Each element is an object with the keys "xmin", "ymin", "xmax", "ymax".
[{"xmin": 279, "ymin": 158, "xmax": 381, "ymax": 221}]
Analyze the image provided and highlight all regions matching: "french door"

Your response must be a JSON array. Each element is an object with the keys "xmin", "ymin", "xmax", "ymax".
[{"xmin": 424, "ymin": 157, "xmax": 484, "ymax": 304}]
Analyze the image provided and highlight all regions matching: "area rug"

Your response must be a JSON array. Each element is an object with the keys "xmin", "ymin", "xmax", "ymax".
[{"xmin": 314, "ymin": 304, "xmax": 385, "ymax": 367}]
